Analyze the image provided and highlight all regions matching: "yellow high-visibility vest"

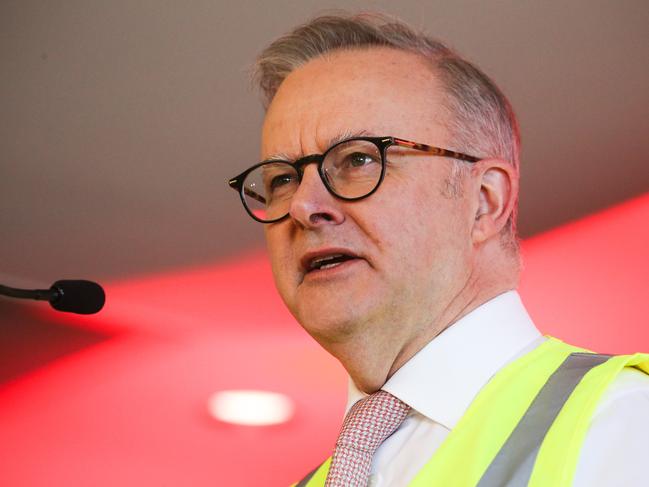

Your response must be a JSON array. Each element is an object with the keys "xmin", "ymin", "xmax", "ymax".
[{"xmin": 294, "ymin": 337, "xmax": 649, "ymax": 486}]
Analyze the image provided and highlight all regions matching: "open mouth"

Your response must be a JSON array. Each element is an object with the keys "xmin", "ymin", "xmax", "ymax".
[{"xmin": 307, "ymin": 254, "xmax": 356, "ymax": 272}]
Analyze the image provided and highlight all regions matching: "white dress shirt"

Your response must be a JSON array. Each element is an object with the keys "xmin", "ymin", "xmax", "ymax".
[{"xmin": 344, "ymin": 291, "xmax": 649, "ymax": 486}]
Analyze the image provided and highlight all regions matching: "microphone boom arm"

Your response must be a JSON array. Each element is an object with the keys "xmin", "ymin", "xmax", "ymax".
[{"xmin": 0, "ymin": 284, "xmax": 56, "ymax": 302}]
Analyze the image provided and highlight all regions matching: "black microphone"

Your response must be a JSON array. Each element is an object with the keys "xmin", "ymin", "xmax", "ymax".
[{"xmin": 0, "ymin": 280, "xmax": 105, "ymax": 315}]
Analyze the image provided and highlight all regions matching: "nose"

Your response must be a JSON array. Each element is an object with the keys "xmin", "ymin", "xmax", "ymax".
[{"xmin": 288, "ymin": 164, "xmax": 345, "ymax": 228}]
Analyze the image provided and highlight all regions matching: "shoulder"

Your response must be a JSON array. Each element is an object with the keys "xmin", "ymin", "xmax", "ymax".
[
  {"xmin": 593, "ymin": 365, "xmax": 649, "ymax": 415},
  {"xmin": 573, "ymin": 365, "xmax": 649, "ymax": 486}
]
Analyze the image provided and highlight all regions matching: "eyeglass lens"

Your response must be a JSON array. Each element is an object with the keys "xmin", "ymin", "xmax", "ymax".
[{"xmin": 242, "ymin": 139, "xmax": 383, "ymax": 222}]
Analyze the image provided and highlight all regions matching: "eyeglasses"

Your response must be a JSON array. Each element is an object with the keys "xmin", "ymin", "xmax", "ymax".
[{"xmin": 228, "ymin": 136, "xmax": 480, "ymax": 223}]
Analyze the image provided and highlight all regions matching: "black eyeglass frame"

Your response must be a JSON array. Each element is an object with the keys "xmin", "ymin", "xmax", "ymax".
[{"xmin": 228, "ymin": 136, "xmax": 480, "ymax": 223}]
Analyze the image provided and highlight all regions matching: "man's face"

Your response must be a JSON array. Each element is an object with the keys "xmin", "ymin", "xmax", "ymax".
[{"xmin": 261, "ymin": 48, "xmax": 476, "ymax": 352}]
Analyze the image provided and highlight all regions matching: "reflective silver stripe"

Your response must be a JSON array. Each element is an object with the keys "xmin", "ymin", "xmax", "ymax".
[
  {"xmin": 295, "ymin": 461, "xmax": 323, "ymax": 487},
  {"xmin": 476, "ymin": 352, "xmax": 611, "ymax": 487}
]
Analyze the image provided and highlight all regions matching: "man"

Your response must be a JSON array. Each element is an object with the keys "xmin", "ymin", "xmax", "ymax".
[{"xmin": 228, "ymin": 12, "xmax": 649, "ymax": 487}]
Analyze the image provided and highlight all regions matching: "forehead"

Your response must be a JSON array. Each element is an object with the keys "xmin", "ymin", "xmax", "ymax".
[{"xmin": 261, "ymin": 47, "xmax": 450, "ymax": 158}]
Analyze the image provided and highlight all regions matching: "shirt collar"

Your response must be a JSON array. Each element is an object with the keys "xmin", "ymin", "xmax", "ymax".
[{"xmin": 346, "ymin": 291, "xmax": 543, "ymax": 429}]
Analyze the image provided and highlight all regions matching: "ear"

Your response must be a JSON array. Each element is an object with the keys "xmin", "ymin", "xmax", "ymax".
[{"xmin": 471, "ymin": 159, "xmax": 518, "ymax": 245}]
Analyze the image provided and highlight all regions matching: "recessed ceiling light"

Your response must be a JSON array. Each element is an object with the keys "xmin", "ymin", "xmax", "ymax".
[{"xmin": 207, "ymin": 389, "xmax": 295, "ymax": 426}]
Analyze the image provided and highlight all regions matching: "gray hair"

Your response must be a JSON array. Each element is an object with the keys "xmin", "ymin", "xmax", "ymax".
[{"xmin": 253, "ymin": 12, "xmax": 520, "ymax": 244}]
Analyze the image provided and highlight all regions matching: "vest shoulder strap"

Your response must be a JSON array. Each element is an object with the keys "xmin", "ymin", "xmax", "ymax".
[
  {"xmin": 410, "ymin": 337, "xmax": 583, "ymax": 486},
  {"xmin": 475, "ymin": 351, "xmax": 613, "ymax": 487},
  {"xmin": 528, "ymin": 351, "xmax": 649, "ymax": 487}
]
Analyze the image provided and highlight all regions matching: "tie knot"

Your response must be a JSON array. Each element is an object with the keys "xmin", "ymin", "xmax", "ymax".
[{"xmin": 336, "ymin": 390, "xmax": 410, "ymax": 454}]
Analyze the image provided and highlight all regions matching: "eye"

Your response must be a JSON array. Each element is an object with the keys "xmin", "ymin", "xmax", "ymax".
[
  {"xmin": 347, "ymin": 152, "xmax": 378, "ymax": 168},
  {"xmin": 269, "ymin": 173, "xmax": 296, "ymax": 190}
]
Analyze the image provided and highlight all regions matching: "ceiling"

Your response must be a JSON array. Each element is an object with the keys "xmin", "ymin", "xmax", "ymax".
[{"xmin": 2, "ymin": 0, "xmax": 648, "ymax": 287}]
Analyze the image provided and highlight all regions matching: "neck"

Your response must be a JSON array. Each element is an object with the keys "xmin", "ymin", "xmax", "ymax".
[{"xmin": 331, "ymin": 268, "xmax": 518, "ymax": 394}]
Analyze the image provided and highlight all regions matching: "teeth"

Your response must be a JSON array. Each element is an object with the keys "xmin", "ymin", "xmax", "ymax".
[
  {"xmin": 310, "ymin": 254, "xmax": 344, "ymax": 269},
  {"xmin": 319, "ymin": 262, "xmax": 342, "ymax": 270}
]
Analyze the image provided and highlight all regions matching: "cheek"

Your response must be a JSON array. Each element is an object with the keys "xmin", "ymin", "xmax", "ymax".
[
  {"xmin": 264, "ymin": 228, "xmax": 294, "ymax": 294},
  {"xmin": 377, "ymin": 187, "xmax": 469, "ymax": 278}
]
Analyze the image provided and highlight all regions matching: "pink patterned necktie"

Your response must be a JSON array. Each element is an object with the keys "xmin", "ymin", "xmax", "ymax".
[{"xmin": 325, "ymin": 390, "xmax": 410, "ymax": 486}]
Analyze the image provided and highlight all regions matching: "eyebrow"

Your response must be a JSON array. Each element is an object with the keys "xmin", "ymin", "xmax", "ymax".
[
  {"xmin": 327, "ymin": 129, "xmax": 369, "ymax": 147},
  {"xmin": 261, "ymin": 129, "xmax": 370, "ymax": 163}
]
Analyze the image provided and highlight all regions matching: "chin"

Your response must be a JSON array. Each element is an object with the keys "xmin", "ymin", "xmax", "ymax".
[
  {"xmin": 287, "ymin": 283, "xmax": 381, "ymax": 343},
  {"xmin": 296, "ymin": 306, "xmax": 362, "ymax": 345}
]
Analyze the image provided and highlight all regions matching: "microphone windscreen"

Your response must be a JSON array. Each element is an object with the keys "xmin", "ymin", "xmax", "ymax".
[{"xmin": 50, "ymin": 280, "xmax": 106, "ymax": 314}]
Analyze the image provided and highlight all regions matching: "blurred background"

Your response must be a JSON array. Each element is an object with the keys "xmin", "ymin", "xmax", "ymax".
[{"xmin": 1, "ymin": 1, "xmax": 648, "ymax": 486}]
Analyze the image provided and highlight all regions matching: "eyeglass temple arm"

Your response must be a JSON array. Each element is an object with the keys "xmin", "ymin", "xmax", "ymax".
[
  {"xmin": 391, "ymin": 137, "xmax": 480, "ymax": 163},
  {"xmin": 244, "ymin": 188, "xmax": 266, "ymax": 204},
  {"xmin": 229, "ymin": 178, "xmax": 267, "ymax": 204}
]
